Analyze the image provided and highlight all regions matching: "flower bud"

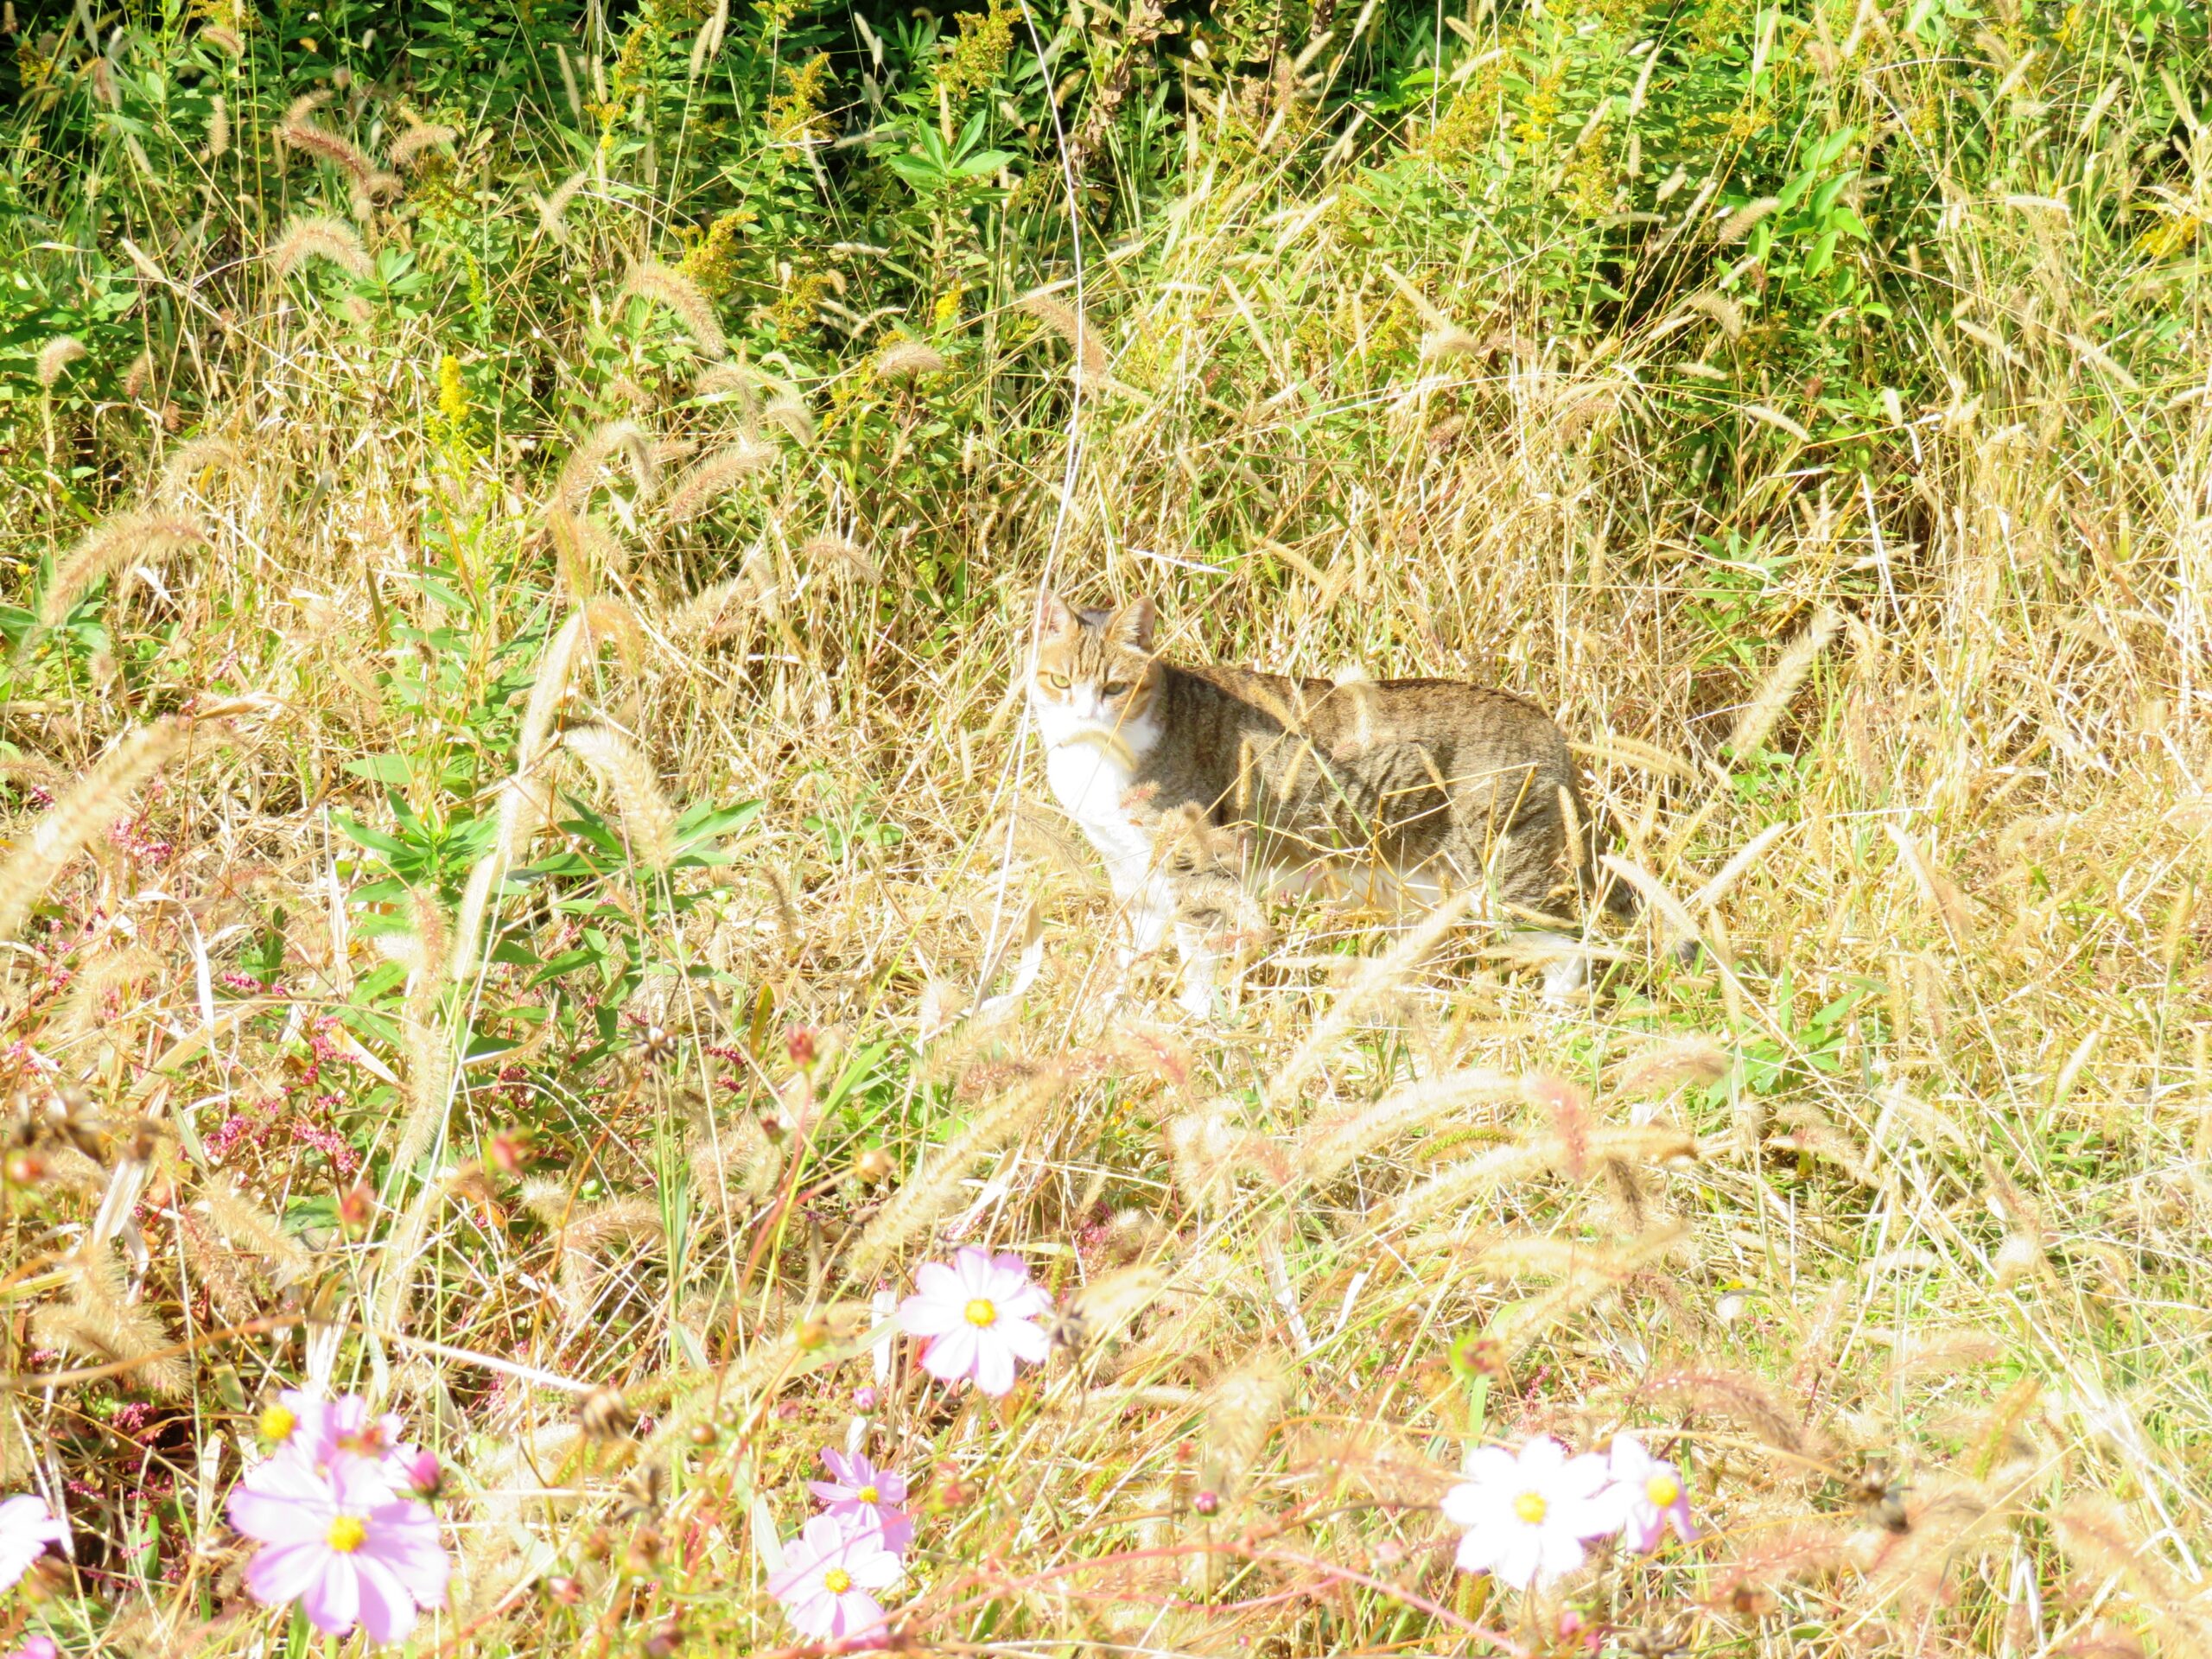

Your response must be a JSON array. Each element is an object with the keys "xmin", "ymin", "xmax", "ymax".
[
  {"xmin": 3, "ymin": 1148, "xmax": 45, "ymax": 1185},
  {"xmin": 486, "ymin": 1128, "xmax": 530, "ymax": 1176},
  {"xmin": 403, "ymin": 1449, "xmax": 442, "ymax": 1499},
  {"xmin": 794, "ymin": 1316, "xmax": 831, "ymax": 1351},
  {"xmin": 853, "ymin": 1385, "xmax": 879, "ymax": 1412},
  {"xmin": 785, "ymin": 1027, "xmax": 817, "ymax": 1068},
  {"xmin": 1193, "ymin": 1489, "xmax": 1220, "ymax": 1516},
  {"xmin": 544, "ymin": 1574, "xmax": 585, "ymax": 1605},
  {"xmin": 338, "ymin": 1181, "xmax": 373, "ymax": 1231},
  {"xmin": 688, "ymin": 1422, "xmax": 717, "ymax": 1447},
  {"xmin": 853, "ymin": 1146, "xmax": 895, "ymax": 1185}
]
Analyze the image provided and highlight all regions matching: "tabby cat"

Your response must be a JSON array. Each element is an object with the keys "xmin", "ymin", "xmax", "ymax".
[{"xmin": 1027, "ymin": 588, "xmax": 1630, "ymax": 1014}]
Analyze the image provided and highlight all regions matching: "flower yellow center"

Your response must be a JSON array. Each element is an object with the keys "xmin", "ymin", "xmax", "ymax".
[
  {"xmin": 857, "ymin": 1485, "xmax": 880, "ymax": 1504},
  {"xmin": 1514, "ymin": 1491, "xmax": 1548, "ymax": 1525},
  {"xmin": 258, "ymin": 1404, "xmax": 297, "ymax": 1443},
  {"xmin": 326, "ymin": 1515, "xmax": 368, "ymax": 1554},
  {"xmin": 822, "ymin": 1567, "xmax": 853, "ymax": 1595},
  {"xmin": 1646, "ymin": 1473, "xmax": 1681, "ymax": 1508},
  {"xmin": 964, "ymin": 1298, "xmax": 998, "ymax": 1327}
]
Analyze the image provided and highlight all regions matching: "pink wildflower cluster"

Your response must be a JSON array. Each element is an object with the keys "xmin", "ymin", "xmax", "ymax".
[
  {"xmin": 769, "ymin": 1448, "xmax": 912, "ymax": 1642},
  {"xmin": 1445, "ymin": 1433, "xmax": 1697, "ymax": 1591},
  {"xmin": 226, "ymin": 1389, "xmax": 450, "ymax": 1645}
]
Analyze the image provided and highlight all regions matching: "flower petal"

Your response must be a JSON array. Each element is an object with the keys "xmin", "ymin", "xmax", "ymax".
[
  {"xmin": 897, "ymin": 1290, "xmax": 960, "ymax": 1338},
  {"xmin": 1488, "ymin": 1529, "xmax": 1544, "ymax": 1590},
  {"xmin": 921, "ymin": 1325, "xmax": 980, "ymax": 1385},
  {"xmin": 970, "ymin": 1333, "xmax": 1017, "ymax": 1397},
  {"xmin": 352, "ymin": 1552, "xmax": 421, "ymax": 1644},
  {"xmin": 828, "ymin": 1589, "xmax": 887, "ymax": 1640},
  {"xmin": 912, "ymin": 1260, "xmax": 964, "ymax": 1301},
  {"xmin": 244, "ymin": 1540, "xmax": 330, "ymax": 1610},
  {"xmin": 227, "ymin": 1483, "xmax": 316, "ymax": 1545},
  {"xmin": 996, "ymin": 1314, "xmax": 1050, "ymax": 1363},
  {"xmin": 1518, "ymin": 1436, "xmax": 1567, "ymax": 1476},
  {"xmin": 785, "ymin": 1586, "xmax": 836, "ymax": 1638},
  {"xmin": 1440, "ymin": 1482, "xmax": 1489, "ymax": 1528},
  {"xmin": 952, "ymin": 1247, "xmax": 997, "ymax": 1296},
  {"xmin": 300, "ymin": 1553, "xmax": 362, "ymax": 1635}
]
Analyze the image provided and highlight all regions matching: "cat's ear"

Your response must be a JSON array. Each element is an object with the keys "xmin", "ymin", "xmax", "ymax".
[
  {"xmin": 1035, "ymin": 586, "xmax": 1076, "ymax": 637},
  {"xmin": 1110, "ymin": 597, "xmax": 1157, "ymax": 651}
]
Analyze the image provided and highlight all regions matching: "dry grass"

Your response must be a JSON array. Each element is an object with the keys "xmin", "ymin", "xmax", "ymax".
[{"xmin": 3, "ymin": 25, "xmax": 2211, "ymax": 1659}]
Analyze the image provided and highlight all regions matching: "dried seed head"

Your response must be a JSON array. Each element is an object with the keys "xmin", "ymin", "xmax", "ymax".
[
  {"xmin": 270, "ymin": 215, "xmax": 373, "ymax": 281},
  {"xmin": 617, "ymin": 260, "xmax": 729, "ymax": 360},
  {"xmin": 578, "ymin": 1383, "xmax": 638, "ymax": 1440},
  {"xmin": 874, "ymin": 340, "xmax": 947, "ymax": 379},
  {"xmin": 36, "ymin": 335, "xmax": 87, "ymax": 388}
]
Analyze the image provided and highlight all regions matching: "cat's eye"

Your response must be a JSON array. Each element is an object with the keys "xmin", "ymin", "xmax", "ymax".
[
  {"xmin": 1103, "ymin": 680, "xmax": 1131, "ymax": 696},
  {"xmin": 1042, "ymin": 672, "xmax": 1071, "ymax": 691}
]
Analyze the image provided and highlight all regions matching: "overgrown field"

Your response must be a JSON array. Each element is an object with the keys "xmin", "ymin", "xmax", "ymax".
[{"xmin": 3, "ymin": 0, "xmax": 2212, "ymax": 1653}]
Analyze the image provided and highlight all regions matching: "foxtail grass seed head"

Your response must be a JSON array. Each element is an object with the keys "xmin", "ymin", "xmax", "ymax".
[
  {"xmin": 1715, "ymin": 196, "xmax": 1780, "ymax": 242},
  {"xmin": 40, "ymin": 512, "xmax": 206, "ymax": 626},
  {"xmin": 1017, "ymin": 290, "xmax": 1110, "ymax": 378},
  {"xmin": 618, "ymin": 260, "xmax": 730, "ymax": 360},
  {"xmin": 874, "ymin": 340, "xmax": 946, "ymax": 379},
  {"xmin": 36, "ymin": 336, "xmax": 86, "ymax": 388},
  {"xmin": 760, "ymin": 396, "xmax": 815, "ymax": 444},
  {"xmin": 270, "ymin": 215, "xmax": 374, "ymax": 281},
  {"xmin": 562, "ymin": 724, "xmax": 677, "ymax": 873},
  {"xmin": 389, "ymin": 121, "xmax": 456, "ymax": 169},
  {"xmin": 664, "ymin": 438, "xmax": 774, "ymax": 523},
  {"xmin": 0, "ymin": 717, "xmax": 201, "ymax": 942}
]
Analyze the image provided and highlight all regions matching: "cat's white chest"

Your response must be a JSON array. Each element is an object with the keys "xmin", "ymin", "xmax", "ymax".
[{"xmin": 1046, "ymin": 741, "xmax": 1154, "ymax": 873}]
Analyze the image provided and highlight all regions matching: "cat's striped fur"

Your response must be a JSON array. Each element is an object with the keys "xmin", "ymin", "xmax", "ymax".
[{"xmin": 1027, "ymin": 588, "xmax": 1630, "ymax": 1014}]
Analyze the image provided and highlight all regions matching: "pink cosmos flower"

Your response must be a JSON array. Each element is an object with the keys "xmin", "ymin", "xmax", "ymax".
[
  {"xmin": 809, "ymin": 1449, "xmax": 912, "ymax": 1554},
  {"xmin": 8, "ymin": 1637, "xmax": 59, "ymax": 1659},
  {"xmin": 0, "ymin": 1493, "xmax": 67, "ymax": 1592},
  {"xmin": 1443, "ymin": 1437, "xmax": 1619, "ymax": 1590},
  {"xmin": 766, "ymin": 1513, "xmax": 901, "ymax": 1642},
  {"xmin": 257, "ymin": 1390, "xmax": 417, "ymax": 1484},
  {"xmin": 227, "ymin": 1451, "xmax": 450, "ymax": 1643},
  {"xmin": 1605, "ymin": 1433, "xmax": 1696, "ymax": 1554},
  {"xmin": 895, "ymin": 1247, "xmax": 1051, "ymax": 1397}
]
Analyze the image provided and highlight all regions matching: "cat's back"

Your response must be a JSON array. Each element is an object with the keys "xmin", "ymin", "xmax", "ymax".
[{"xmin": 1154, "ymin": 659, "xmax": 1572, "ymax": 766}]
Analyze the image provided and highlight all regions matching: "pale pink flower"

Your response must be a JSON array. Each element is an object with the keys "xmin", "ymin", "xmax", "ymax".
[
  {"xmin": 896, "ymin": 1247, "xmax": 1050, "ymax": 1397},
  {"xmin": 1605, "ymin": 1433, "xmax": 1696, "ymax": 1554},
  {"xmin": 767, "ymin": 1513, "xmax": 901, "ymax": 1642},
  {"xmin": 0, "ymin": 1493, "xmax": 67, "ymax": 1592},
  {"xmin": 258, "ymin": 1389, "xmax": 417, "ymax": 1485},
  {"xmin": 8, "ymin": 1637, "xmax": 59, "ymax": 1659},
  {"xmin": 227, "ymin": 1452, "xmax": 449, "ymax": 1643},
  {"xmin": 1443, "ymin": 1437, "xmax": 1618, "ymax": 1589},
  {"xmin": 809, "ymin": 1449, "xmax": 912, "ymax": 1553}
]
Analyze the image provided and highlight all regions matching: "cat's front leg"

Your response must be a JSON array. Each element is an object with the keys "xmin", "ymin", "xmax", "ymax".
[{"xmin": 1173, "ymin": 921, "xmax": 1219, "ymax": 1020}]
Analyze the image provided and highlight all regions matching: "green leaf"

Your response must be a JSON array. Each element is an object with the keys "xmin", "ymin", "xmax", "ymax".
[{"xmin": 344, "ymin": 754, "xmax": 416, "ymax": 786}]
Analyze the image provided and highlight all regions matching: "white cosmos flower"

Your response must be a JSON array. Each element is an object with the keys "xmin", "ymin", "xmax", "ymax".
[{"xmin": 1443, "ymin": 1437, "xmax": 1618, "ymax": 1590}]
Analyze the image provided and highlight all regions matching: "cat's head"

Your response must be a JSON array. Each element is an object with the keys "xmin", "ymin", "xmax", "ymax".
[{"xmin": 1028, "ymin": 588, "xmax": 1160, "ymax": 744}]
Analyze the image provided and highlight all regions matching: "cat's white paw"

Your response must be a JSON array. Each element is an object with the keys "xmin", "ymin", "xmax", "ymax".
[{"xmin": 1540, "ymin": 952, "xmax": 1590, "ymax": 1007}]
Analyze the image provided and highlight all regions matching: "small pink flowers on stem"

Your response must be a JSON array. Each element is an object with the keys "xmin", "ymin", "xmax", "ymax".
[
  {"xmin": 1605, "ymin": 1433, "xmax": 1696, "ymax": 1554},
  {"xmin": 228, "ymin": 1389, "xmax": 451, "ymax": 1645},
  {"xmin": 0, "ymin": 1493, "xmax": 67, "ymax": 1593},
  {"xmin": 1443, "ymin": 1437, "xmax": 1621, "ymax": 1590},
  {"xmin": 896, "ymin": 1247, "xmax": 1050, "ymax": 1397},
  {"xmin": 810, "ymin": 1450, "xmax": 912, "ymax": 1553},
  {"xmin": 767, "ymin": 1514, "xmax": 902, "ymax": 1642}
]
